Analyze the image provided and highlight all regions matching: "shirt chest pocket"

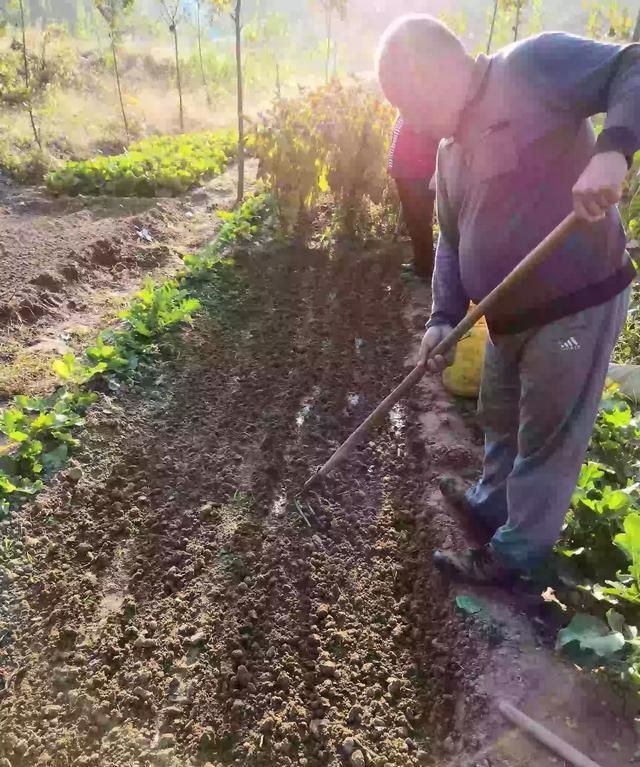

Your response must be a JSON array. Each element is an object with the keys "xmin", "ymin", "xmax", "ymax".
[{"xmin": 467, "ymin": 126, "xmax": 520, "ymax": 184}]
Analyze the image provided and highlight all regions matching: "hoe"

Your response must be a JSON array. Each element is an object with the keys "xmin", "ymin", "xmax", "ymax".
[{"xmin": 301, "ymin": 212, "xmax": 580, "ymax": 496}]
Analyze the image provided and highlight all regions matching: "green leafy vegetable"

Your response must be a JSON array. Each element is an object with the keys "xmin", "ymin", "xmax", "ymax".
[
  {"xmin": 557, "ymin": 613, "xmax": 626, "ymax": 663},
  {"xmin": 46, "ymin": 130, "xmax": 237, "ymax": 197}
]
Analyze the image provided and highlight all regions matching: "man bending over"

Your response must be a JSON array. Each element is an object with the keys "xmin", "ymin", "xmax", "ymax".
[{"xmin": 377, "ymin": 15, "xmax": 639, "ymax": 584}]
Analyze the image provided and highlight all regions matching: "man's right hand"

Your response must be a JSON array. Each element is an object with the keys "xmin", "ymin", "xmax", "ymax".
[{"xmin": 418, "ymin": 324, "xmax": 456, "ymax": 372}]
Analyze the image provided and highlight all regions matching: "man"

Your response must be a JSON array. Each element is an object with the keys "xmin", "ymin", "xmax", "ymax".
[
  {"xmin": 388, "ymin": 116, "xmax": 439, "ymax": 280},
  {"xmin": 376, "ymin": 15, "xmax": 639, "ymax": 585}
]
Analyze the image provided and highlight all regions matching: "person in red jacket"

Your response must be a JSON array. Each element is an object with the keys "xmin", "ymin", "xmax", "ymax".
[{"xmin": 388, "ymin": 116, "xmax": 440, "ymax": 280}]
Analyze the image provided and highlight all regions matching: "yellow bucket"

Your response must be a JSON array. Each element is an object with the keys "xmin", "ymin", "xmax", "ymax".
[{"xmin": 442, "ymin": 306, "xmax": 488, "ymax": 398}]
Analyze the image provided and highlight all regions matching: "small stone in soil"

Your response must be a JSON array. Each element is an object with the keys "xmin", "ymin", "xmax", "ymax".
[
  {"xmin": 236, "ymin": 665, "xmax": 251, "ymax": 687},
  {"xmin": 443, "ymin": 736, "xmax": 456, "ymax": 753},
  {"xmin": 350, "ymin": 750, "xmax": 366, "ymax": 767},
  {"xmin": 387, "ymin": 677, "xmax": 402, "ymax": 697},
  {"xmin": 347, "ymin": 705, "xmax": 363, "ymax": 724},
  {"xmin": 158, "ymin": 734, "xmax": 176, "ymax": 749},
  {"xmin": 341, "ymin": 737, "xmax": 356, "ymax": 757},
  {"xmin": 319, "ymin": 660, "xmax": 337, "ymax": 677},
  {"xmin": 259, "ymin": 717, "xmax": 275, "ymax": 734},
  {"xmin": 134, "ymin": 637, "xmax": 157, "ymax": 649}
]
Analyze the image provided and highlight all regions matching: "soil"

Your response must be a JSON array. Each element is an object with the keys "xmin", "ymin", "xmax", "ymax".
[
  {"xmin": 0, "ymin": 163, "xmax": 250, "ymax": 329},
  {"xmin": 0, "ymin": 236, "xmax": 637, "ymax": 767}
]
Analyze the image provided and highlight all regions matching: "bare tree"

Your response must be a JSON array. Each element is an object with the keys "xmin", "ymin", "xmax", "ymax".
[
  {"xmin": 95, "ymin": 0, "xmax": 133, "ymax": 142},
  {"xmin": 486, "ymin": 0, "xmax": 499, "ymax": 53},
  {"xmin": 488, "ymin": 0, "xmax": 529, "ymax": 45},
  {"xmin": 314, "ymin": 0, "xmax": 347, "ymax": 84},
  {"xmin": 17, "ymin": 0, "xmax": 42, "ymax": 150},
  {"xmin": 196, "ymin": 0, "xmax": 210, "ymax": 106},
  {"xmin": 633, "ymin": 8, "xmax": 640, "ymax": 41},
  {"xmin": 513, "ymin": 0, "xmax": 523, "ymax": 41},
  {"xmin": 232, "ymin": 0, "xmax": 244, "ymax": 201},
  {"xmin": 196, "ymin": 0, "xmax": 229, "ymax": 108},
  {"xmin": 159, "ymin": 0, "xmax": 185, "ymax": 131}
]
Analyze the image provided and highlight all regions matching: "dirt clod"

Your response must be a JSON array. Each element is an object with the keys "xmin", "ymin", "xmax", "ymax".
[
  {"xmin": 134, "ymin": 636, "xmax": 157, "ymax": 649},
  {"xmin": 319, "ymin": 660, "xmax": 337, "ymax": 677},
  {"xmin": 31, "ymin": 272, "xmax": 65, "ymax": 292},
  {"xmin": 236, "ymin": 665, "xmax": 252, "ymax": 687},
  {"xmin": 341, "ymin": 737, "xmax": 357, "ymax": 757},
  {"xmin": 67, "ymin": 467, "xmax": 83, "ymax": 482},
  {"xmin": 443, "ymin": 736, "xmax": 456, "ymax": 754}
]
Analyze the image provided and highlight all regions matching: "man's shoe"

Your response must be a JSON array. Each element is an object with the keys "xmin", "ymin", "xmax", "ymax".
[
  {"xmin": 439, "ymin": 475, "xmax": 472, "ymax": 513},
  {"xmin": 433, "ymin": 545, "xmax": 516, "ymax": 586},
  {"xmin": 439, "ymin": 475, "xmax": 497, "ymax": 537}
]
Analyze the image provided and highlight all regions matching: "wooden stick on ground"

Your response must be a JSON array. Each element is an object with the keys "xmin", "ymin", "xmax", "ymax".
[
  {"xmin": 498, "ymin": 700, "xmax": 604, "ymax": 767},
  {"xmin": 301, "ymin": 211, "xmax": 580, "ymax": 495}
]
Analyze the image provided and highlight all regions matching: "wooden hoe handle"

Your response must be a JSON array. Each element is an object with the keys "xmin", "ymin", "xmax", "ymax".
[
  {"xmin": 498, "ymin": 700, "xmax": 604, "ymax": 767},
  {"xmin": 301, "ymin": 212, "xmax": 580, "ymax": 494}
]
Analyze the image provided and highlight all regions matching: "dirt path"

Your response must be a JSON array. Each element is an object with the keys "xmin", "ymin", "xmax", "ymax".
[{"xmin": 0, "ymin": 241, "xmax": 636, "ymax": 767}]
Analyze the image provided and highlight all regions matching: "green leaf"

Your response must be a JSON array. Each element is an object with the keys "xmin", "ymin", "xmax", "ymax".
[
  {"xmin": 1, "ymin": 408, "xmax": 25, "ymax": 435},
  {"xmin": 52, "ymin": 358, "xmax": 71, "ymax": 380},
  {"xmin": 577, "ymin": 461, "xmax": 605, "ymax": 489},
  {"xmin": 560, "ymin": 547, "xmax": 585, "ymax": 558},
  {"xmin": 455, "ymin": 594, "xmax": 484, "ymax": 616},
  {"xmin": 601, "ymin": 401, "xmax": 632, "ymax": 428},
  {"xmin": 606, "ymin": 609, "xmax": 627, "ymax": 635},
  {"xmin": 606, "ymin": 608, "xmax": 638, "ymax": 640},
  {"xmin": 0, "ymin": 474, "xmax": 18, "ymax": 493},
  {"xmin": 556, "ymin": 613, "xmax": 626, "ymax": 662},
  {"xmin": 42, "ymin": 444, "xmax": 68, "ymax": 472},
  {"xmin": 614, "ymin": 512, "xmax": 640, "ymax": 584},
  {"xmin": 602, "ymin": 488, "xmax": 631, "ymax": 512}
]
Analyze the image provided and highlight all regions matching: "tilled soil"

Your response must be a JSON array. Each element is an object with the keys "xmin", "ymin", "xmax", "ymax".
[
  {"xmin": 0, "ymin": 241, "xmax": 497, "ymax": 767},
  {"xmin": 0, "ymin": 164, "xmax": 246, "ymax": 329}
]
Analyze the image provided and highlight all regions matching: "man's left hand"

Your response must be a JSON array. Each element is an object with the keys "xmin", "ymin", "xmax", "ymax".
[{"xmin": 572, "ymin": 151, "xmax": 628, "ymax": 223}]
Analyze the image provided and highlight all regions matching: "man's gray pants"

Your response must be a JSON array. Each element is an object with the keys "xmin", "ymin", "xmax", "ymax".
[{"xmin": 465, "ymin": 288, "xmax": 631, "ymax": 571}]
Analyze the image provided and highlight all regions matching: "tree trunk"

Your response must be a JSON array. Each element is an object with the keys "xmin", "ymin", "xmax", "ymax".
[
  {"xmin": 633, "ymin": 9, "xmax": 640, "ymax": 42},
  {"xmin": 172, "ymin": 24, "xmax": 184, "ymax": 132},
  {"xmin": 197, "ymin": 1, "xmax": 211, "ymax": 106},
  {"xmin": 513, "ymin": 0, "xmax": 522, "ymax": 42},
  {"xmin": 110, "ymin": 33, "xmax": 130, "ymax": 143},
  {"xmin": 234, "ymin": 0, "xmax": 245, "ymax": 203},
  {"xmin": 487, "ymin": 0, "xmax": 499, "ymax": 54},
  {"xmin": 275, "ymin": 60, "xmax": 281, "ymax": 99},
  {"xmin": 325, "ymin": 6, "xmax": 332, "ymax": 84},
  {"xmin": 18, "ymin": 0, "xmax": 41, "ymax": 150},
  {"xmin": 95, "ymin": 24, "xmax": 104, "ymax": 57}
]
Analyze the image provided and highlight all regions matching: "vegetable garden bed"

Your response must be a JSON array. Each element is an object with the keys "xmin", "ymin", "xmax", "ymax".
[{"xmin": 46, "ymin": 130, "xmax": 237, "ymax": 197}]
